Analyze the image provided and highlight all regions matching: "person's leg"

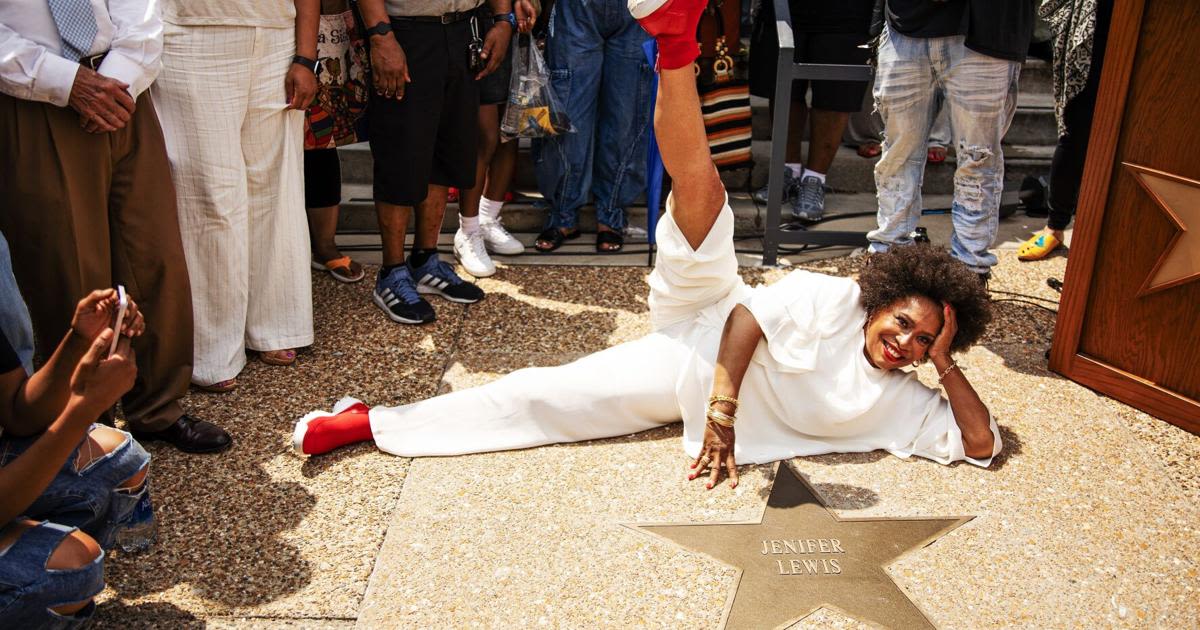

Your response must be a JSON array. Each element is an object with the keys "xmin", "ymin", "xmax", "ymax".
[
  {"xmin": 534, "ymin": 0, "xmax": 603, "ymax": 247},
  {"xmin": 0, "ymin": 95, "xmax": 114, "ymax": 382},
  {"xmin": 298, "ymin": 331, "xmax": 689, "ymax": 456},
  {"xmin": 0, "ymin": 520, "xmax": 105, "ymax": 623},
  {"xmin": 926, "ymin": 88, "xmax": 952, "ymax": 156},
  {"xmin": 242, "ymin": 26, "xmax": 314, "ymax": 359},
  {"xmin": 153, "ymin": 23, "xmax": 254, "ymax": 387},
  {"xmin": 592, "ymin": 7, "xmax": 653, "ymax": 244},
  {"xmin": 938, "ymin": 36, "xmax": 1020, "ymax": 275},
  {"xmin": 454, "ymin": 104, "xmax": 500, "ymax": 275},
  {"xmin": 478, "ymin": 113, "xmax": 526, "ymax": 255},
  {"xmin": 867, "ymin": 26, "xmax": 937, "ymax": 254}
]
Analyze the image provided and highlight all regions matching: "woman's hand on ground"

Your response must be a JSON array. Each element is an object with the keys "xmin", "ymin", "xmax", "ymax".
[
  {"xmin": 285, "ymin": 64, "xmax": 317, "ymax": 110},
  {"xmin": 690, "ymin": 421, "xmax": 739, "ymax": 489},
  {"xmin": 929, "ymin": 302, "xmax": 957, "ymax": 362},
  {"xmin": 70, "ymin": 289, "xmax": 145, "ymax": 343}
]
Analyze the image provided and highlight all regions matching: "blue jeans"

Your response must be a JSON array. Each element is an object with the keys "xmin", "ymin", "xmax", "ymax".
[
  {"xmin": 868, "ymin": 27, "xmax": 1020, "ymax": 273},
  {"xmin": 534, "ymin": 0, "xmax": 653, "ymax": 231},
  {"xmin": 0, "ymin": 230, "xmax": 34, "ymax": 375},
  {"xmin": 0, "ymin": 426, "xmax": 151, "ymax": 627}
]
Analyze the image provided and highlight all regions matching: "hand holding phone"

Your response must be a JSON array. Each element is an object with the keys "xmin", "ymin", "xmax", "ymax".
[{"xmin": 108, "ymin": 285, "xmax": 128, "ymax": 358}]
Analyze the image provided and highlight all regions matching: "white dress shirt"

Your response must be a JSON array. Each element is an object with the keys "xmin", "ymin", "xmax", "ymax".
[{"xmin": 0, "ymin": 0, "xmax": 163, "ymax": 107}]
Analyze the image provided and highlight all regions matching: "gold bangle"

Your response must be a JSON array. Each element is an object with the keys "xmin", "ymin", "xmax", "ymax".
[
  {"xmin": 937, "ymin": 360, "xmax": 960, "ymax": 385},
  {"xmin": 708, "ymin": 394, "xmax": 739, "ymax": 409},
  {"xmin": 706, "ymin": 409, "xmax": 736, "ymax": 427}
]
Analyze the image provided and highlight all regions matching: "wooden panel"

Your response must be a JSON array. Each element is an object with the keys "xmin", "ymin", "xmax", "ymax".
[
  {"xmin": 1052, "ymin": 0, "xmax": 1200, "ymax": 433},
  {"xmin": 1075, "ymin": 0, "xmax": 1200, "ymax": 401}
]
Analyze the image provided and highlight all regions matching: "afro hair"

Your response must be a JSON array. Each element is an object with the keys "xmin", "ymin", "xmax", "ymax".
[{"xmin": 857, "ymin": 245, "xmax": 992, "ymax": 354}]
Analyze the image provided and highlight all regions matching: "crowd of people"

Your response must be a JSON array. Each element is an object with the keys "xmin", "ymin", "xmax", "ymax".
[{"xmin": 1, "ymin": 0, "xmax": 1108, "ymax": 625}]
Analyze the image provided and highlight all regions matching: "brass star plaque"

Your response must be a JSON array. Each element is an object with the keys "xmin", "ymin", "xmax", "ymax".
[
  {"xmin": 629, "ymin": 464, "xmax": 970, "ymax": 629},
  {"xmin": 1126, "ymin": 163, "xmax": 1200, "ymax": 296}
]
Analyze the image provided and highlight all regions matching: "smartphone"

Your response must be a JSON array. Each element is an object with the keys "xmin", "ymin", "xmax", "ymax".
[{"xmin": 109, "ymin": 285, "xmax": 128, "ymax": 358}]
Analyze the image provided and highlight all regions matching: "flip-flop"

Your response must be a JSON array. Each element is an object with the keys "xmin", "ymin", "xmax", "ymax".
[
  {"xmin": 196, "ymin": 378, "xmax": 237, "ymax": 393},
  {"xmin": 856, "ymin": 143, "xmax": 881, "ymax": 158},
  {"xmin": 311, "ymin": 256, "xmax": 365, "ymax": 283},
  {"xmin": 534, "ymin": 227, "xmax": 581, "ymax": 253},
  {"xmin": 1017, "ymin": 232, "xmax": 1062, "ymax": 261},
  {"xmin": 596, "ymin": 229, "xmax": 624, "ymax": 253},
  {"xmin": 260, "ymin": 350, "xmax": 297, "ymax": 366}
]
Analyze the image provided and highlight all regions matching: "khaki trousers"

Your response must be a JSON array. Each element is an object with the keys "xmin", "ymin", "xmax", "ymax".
[{"xmin": 0, "ymin": 92, "xmax": 193, "ymax": 431}]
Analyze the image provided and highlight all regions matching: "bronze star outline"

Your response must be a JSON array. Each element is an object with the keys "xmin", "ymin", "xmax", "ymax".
[
  {"xmin": 1126, "ymin": 163, "xmax": 1200, "ymax": 296},
  {"xmin": 626, "ymin": 463, "xmax": 971, "ymax": 629}
]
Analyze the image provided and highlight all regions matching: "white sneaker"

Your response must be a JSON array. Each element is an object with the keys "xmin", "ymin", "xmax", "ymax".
[
  {"xmin": 480, "ymin": 218, "xmax": 525, "ymax": 255},
  {"xmin": 453, "ymin": 229, "xmax": 496, "ymax": 277}
]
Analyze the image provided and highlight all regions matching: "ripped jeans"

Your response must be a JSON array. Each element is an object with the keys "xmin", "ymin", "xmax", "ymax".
[
  {"xmin": 0, "ymin": 426, "xmax": 151, "ymax": 628},
  {"xmin": 868, "ymin": 26, "xmax": 1020, "ymax": 273}
]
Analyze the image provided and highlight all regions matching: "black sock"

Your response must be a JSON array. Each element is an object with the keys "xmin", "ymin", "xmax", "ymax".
[
  {"xmin": 381, "ymin": 262, "xmax": 406, "ymax": 275},
  {"xmin": 407, "ymin": 249, "xmax": 438, "ymax": 268}
]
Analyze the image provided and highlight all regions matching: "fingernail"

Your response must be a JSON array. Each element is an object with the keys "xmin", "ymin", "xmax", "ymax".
[
  {"xmin": 688, "ymin": 474, "xmax": 695, "ymax": 480},
  {"xmin": 731, "ymin": 482, "xmax": 738, "ymax": 488},
  {"xmin": 706, "ymin": 483, "xmax": 713, "ymax": 490}
]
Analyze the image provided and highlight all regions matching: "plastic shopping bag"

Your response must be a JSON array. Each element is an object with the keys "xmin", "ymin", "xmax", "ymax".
[{"xmin": 500, "ymin": 35, "xmax": 574, "ymax": 141}]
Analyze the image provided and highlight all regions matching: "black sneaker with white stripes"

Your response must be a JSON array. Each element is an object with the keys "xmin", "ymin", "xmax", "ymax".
[
  {"xmin": 373, "ymin": 265, "xmax": 435, "ymax": 324},
  {"xmin": 409, "ymin": 254, "xmax": 485, "ymax": 304}
]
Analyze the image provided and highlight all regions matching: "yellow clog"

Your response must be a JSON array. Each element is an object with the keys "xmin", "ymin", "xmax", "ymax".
[{"xmin": 1017, "ymin": 232, "xmax": 1062, "ymax": 261}]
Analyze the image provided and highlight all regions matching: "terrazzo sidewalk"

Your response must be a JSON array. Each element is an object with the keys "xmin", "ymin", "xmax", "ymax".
[{"xmin": 92, "ymin": 249, "xmax": 1199, "ymax": 628}]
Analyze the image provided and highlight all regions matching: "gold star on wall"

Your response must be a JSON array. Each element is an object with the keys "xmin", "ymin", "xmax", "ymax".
[
  {"xmin": 628, "ymin": 464, "xmax": 970, "ymax": 629},
  {"xmin": 1127, "ymin": 164, "xmax": 1200, "ymax": 295}
]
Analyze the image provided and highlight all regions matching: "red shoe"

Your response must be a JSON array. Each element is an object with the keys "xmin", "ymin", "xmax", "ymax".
[
  {"xmin": 503, "ymin": 191, "xmax": 514, "ymax": 202},
  {"xmin": 292, "ymin": 397, "xmax": 372, "ymax": 455},
  {"xmin": 629, "ymin": 0, "xmax": 706, "ymax": 70},
  {"xmin": 448, "ymin": 187, "xmax": 460, "ymax": 203}
]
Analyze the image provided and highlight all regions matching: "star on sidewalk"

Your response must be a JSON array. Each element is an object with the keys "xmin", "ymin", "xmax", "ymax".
[
  {"xmin": 1127, "ymin": 164, "xmax": 1200, "ymax": 295},
  {"xmin": 630, "ymin": 464, "xmax": 970, "ymax": 629}
]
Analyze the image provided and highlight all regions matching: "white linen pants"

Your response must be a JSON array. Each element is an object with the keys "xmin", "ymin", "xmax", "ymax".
[
  {"xmin": 153, "ymin": 23, "xmax": 314, "ymax": 385},
  {"xmin": 369, "ymin": 197, "xmax": 745, "ymax": 456}
]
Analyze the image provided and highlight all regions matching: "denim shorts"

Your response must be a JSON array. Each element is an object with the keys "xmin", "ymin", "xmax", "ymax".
[{"xmin": 0, "ymin": 425, "xmax": 151, "ymax": 627}]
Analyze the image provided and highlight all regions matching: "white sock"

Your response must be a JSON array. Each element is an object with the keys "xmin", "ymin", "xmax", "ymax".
[
  {"xmin": 479, "ymin": 197, "xmax": 504, "ymax": 222},
  {"xmin": 802, "ymin": 168, "xmax": 826, "ymax": 184},
  {"xmin": 786, "ymin": 163, "xmax": 804, "ymax": 178},
  {"xmin": 459, "ymin": 213, "xmax": 480, "ymax": 235}
]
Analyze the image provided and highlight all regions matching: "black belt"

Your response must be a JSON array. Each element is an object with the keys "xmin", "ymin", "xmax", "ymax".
[
  {"xmin": 392, "ymin": 10, "xmax": 474, "ymax": 24},
  {"xmin": 80, "ymin": 52, "xmax": 107, "ymax": 70}
]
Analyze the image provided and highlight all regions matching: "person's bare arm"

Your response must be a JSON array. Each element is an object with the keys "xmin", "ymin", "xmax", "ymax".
[
  {"xmin": 0, "ymin": 289, "xmax": 144, "ymax": 436},
  {"xmin": 0, "ymin": 331, "xmax": 136, "ymax": 525},
  {"xmin": 929, "ymin": 303, "xmax": 995, "ymax": 459},
  {"xmin": 691, "ymin": 305, "xmax": 762, "ymax": 489},
  {"xmin": 358, "ymin": 0, "xmax": 410, "ymax": 99},
  {"xmin": 286, "ymin": 0, "xmax": 320, "ymax": 109}
]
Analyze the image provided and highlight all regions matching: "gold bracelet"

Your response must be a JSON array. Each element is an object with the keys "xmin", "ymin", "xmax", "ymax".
[
  {"xmin": 708, "ymin": 394, "xmax": 739, "ymax": 409},
  {"xmin": 706, "ymin": 409, "xmax": 736, "ymax": 427},
  {"xmin": 936, "ymin": 360, "xmax": 959, "ymax": 385}
]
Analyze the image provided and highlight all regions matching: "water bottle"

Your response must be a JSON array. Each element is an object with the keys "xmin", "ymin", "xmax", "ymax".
[{"xmin": 116, "ymin": 490, "xmax": 158, "ymax": 553}]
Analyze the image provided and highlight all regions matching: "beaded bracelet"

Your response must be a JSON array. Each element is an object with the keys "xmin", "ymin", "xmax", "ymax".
[{"xmin": 708, "ymin": 394, "xmax": 739, "ymax": 409}]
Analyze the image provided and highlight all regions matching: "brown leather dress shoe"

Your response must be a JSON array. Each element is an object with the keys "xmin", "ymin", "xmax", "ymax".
[{"xmin": 133, "ymin": 414, "xmax": 232, "ymax": 454}]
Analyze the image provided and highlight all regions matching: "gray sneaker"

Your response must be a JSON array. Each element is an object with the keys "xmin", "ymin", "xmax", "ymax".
[
  {"xmin": 793, "ymin": 175, "xmax": 826, "ymax": 221},
  {"xmin": 753, "ymin": 169, "xmax": 800, "ymax": 205}
]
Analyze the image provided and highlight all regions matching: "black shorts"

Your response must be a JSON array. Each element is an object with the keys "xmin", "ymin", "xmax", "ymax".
[
  {"xmin": 748, "ymin": 25, "xmax": 872, "ymax": 113},
  {"xmin": 476, "ymin": 11, "xmax": 513, "ymax": 106},
  {"xmin": 368, "ymin": 18, "xmax": 479, "ymax": 206}
]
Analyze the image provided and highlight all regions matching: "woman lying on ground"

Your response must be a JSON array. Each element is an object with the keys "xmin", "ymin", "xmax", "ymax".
[{"xmin": 292, "ymin": 0, "xmax": 1001, "ymax": 487}]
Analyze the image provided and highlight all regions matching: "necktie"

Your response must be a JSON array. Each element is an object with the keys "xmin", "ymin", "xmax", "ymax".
[{"xmin": 46, "ymin": 0, "xmax": 98, "ymax": 62}]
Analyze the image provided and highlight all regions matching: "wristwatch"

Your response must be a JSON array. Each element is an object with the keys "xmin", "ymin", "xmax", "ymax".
[
  {"xmin": 492, "ymin": 12, "xmax": 516, "ymax": 28},
  {"xmin": 365, "ymin": 20, "xmax": 393, "ymax": 38},
  {"xmin": 291, "ymin": 55, "xmax": 318, "ymax": 72}
]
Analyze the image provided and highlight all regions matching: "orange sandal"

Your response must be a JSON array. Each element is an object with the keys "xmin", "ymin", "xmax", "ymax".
[
  {"xmin": 196, "ymin": 378, "xmax": 237, "ymax": 393},
  {"xmin": 311, "ymin": 256, "xmax": 365, "ymax": 283}
]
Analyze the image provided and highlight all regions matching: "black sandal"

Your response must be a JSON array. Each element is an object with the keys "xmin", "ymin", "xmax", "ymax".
[
  {"xmin": 534, "ymin": 227, "xmax": 581, "ymax": 253},
  {"xmin": 596, "ymin": 229, "xmax": 624, "ymax": 253}
]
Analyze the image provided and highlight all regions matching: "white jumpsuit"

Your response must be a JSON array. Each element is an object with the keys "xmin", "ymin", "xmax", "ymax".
[{"xmin": 322, "ymin": 196, "xmax": 1001, "ymax": 467}]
